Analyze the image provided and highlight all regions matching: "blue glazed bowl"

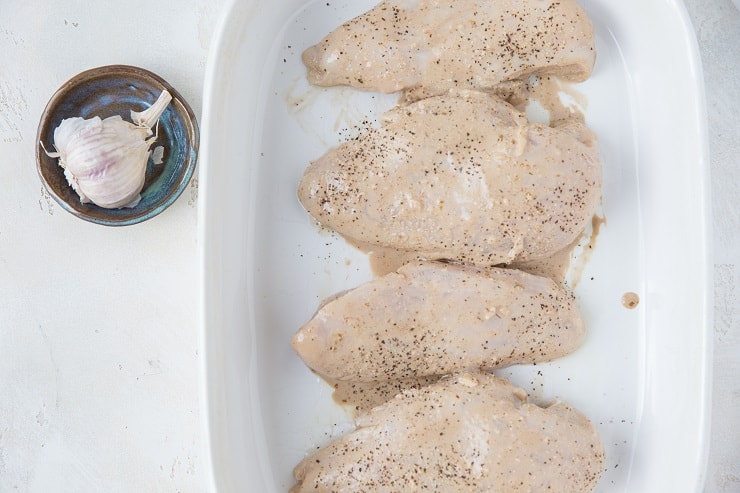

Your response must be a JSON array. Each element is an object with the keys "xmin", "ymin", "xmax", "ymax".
[{"xmin": 36, "ymin": 65, "xmax": 199, "ymax": 226}]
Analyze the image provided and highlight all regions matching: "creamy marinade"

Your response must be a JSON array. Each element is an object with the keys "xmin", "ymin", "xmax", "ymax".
[
  {"xmin": 290, "ymin": 0, "xmax": 604, "ymax": 491},
  {"xmin": 292, "ymin": 373, "xmax": 605, "ymax": 493},
  {"xmin": 302, "ymin": 0, "xmax": 596, "ymax": 101},
  {"xmin": 293, "ymin": 261, "xmax": 586, "ymax": 381},
  {"xmin": 298, "ymin": 90, "xmax": 602, "ymax": 266}
]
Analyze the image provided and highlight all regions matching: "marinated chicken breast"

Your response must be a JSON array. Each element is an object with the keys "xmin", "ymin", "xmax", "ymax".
[
  {"xmin": 292, "ymin": 261, "xmax": 585, "ymax": 381},
  {"xmin": 298, "ymin": 91, "xmax": 601, "ymax": 265},
  {"xmin": 292, "ymin": 372, "xmax": 605, "ymax": 492},
  {"xmin": 302, "ymin": 0, "xmax": 595, "ymax": 100}
]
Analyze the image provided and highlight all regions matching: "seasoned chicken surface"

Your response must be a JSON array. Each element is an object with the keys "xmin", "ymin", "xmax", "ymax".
[
  {"xmin": 292, "ymin": 372, "xmax": 605, "ymax": 492},
  {"xmin": 298, "ymin": 91, "xmax": 601, "ymax": 265},
  {"xmin": 303, "ymin": 0, "xmax": 595, "ymax": 100},
  {"xmin": 292, "ymin": 261, "xmax": 585, "ymax": 381}
]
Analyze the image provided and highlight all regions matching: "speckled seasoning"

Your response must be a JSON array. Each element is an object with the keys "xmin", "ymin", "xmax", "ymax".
[
  {"xmin": 298, "ymin": 90, "xmax": 602, "ymax": 266},
  {"xmin": 292, "ymin": 261, "xmax": 586, "ymax": 382},
  {"xmin": 291, "ymin": 372, "xmax": 605, "ymax": 492},
  {"xmin": 328, "ymin": 374, "xmax": 441, "ymax": 414},
  {"xmin": 294, "ymin": 1, "xmax": 606, "ymax": 490},
  {"xmin": 302, "ymin": 0, "xmax": 596, "ymax": 101}
]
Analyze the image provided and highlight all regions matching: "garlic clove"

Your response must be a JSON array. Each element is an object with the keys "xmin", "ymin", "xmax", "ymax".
[{"xmin": 63, "ymin": 167, "xmax": 89, "ymax": 204}]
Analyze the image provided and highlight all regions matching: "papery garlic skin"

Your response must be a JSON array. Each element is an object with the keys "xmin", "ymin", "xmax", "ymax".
[
  {"xmin": 53, "ymin": 115, "xmax": 150, "ymax": 208},
  {"xmin": 44, "ymin": 90, "xmax": 172, "ymax": 209}
]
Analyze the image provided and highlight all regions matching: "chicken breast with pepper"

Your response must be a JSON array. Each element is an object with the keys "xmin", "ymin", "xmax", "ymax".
[
  {"xmin": 297, "ymin": 90, "xmax": 602, "ymax": 266},
  {"xmin": 292, "ymin": 372, "xmax": 605, "ymax": 492},
  {"xmin": 303, "ymin": 0, "xmax": 595, "ymax": 101},
  {"xmin": 292, "ymin": 261, "xmax": 585, "ymax": 381}
]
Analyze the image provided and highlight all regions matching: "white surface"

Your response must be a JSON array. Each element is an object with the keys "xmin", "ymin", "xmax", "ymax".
[
  {"xmin": 0, "ymin": 1, "xmax": 223, "ymax": 491},
  {"xmin": 684, "ymin": 1, "xmax": 740, "ymax": 492},
  {"xmin": 0, "ymin": 1, "xmax": 738, "ymax": 493},
  {"xmin": 200, "ymin": 0, "xmax": 710, "ymax": 492}
]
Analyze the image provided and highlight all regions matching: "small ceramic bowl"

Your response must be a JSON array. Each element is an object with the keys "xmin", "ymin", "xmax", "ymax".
[{"xmin": 36, "ymin": 65, "xmax": 199, "ymax": 226}]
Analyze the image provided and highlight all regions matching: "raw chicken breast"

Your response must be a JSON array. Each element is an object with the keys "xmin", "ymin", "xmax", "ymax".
[
  {"xmin": 298, "ymin": 91, "xmax": 601, "ymax": 265},
  {"xmin": 292, "ymin": 372, "xmax": 605, "ymax": 492},
  {"xmin": 292, "ymin": 261, "xmax": 585, "ymax": 381},
  {"xmin": 303, "ymin": 0, "xmax": 595, "ymax": 100}
]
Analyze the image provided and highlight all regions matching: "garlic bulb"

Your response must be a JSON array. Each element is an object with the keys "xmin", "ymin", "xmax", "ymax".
[{"xmin": 43, "ymin": 90, "xmax": 172, "ymax": 209}]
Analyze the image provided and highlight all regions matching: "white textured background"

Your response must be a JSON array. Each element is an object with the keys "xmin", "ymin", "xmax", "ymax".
[
  {"xmin": 0, "ymin": 0, "xmax": 737, "ymax": 492},
  {"xmin": 0, "ymin": 1, "xmax": 223, "ymax": 491},
  {"xmin": 684, "ymin": 0, "xmax": 740, "ymax": 491}
]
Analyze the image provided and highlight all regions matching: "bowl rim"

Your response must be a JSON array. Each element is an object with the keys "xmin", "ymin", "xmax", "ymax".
[{"xmin": 35, "ymin": 64, "xmax": 199, "ymax": 226}]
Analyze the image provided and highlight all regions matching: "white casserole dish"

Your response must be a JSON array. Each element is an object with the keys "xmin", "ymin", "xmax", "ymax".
[{"xmin": 198, "ymin": 0, "xmax": 712, "ymax": 491}]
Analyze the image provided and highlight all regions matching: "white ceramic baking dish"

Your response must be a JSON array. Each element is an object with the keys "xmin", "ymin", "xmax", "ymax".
[{"xmin": 199, "ymin": 0, "xmax": 712, "ymax": 491}]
